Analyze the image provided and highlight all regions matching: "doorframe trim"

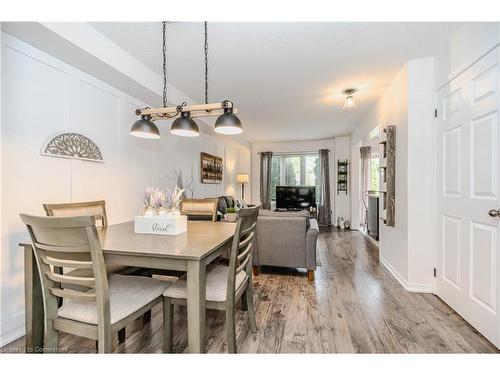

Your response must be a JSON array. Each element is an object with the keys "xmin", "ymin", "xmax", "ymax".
[{"xmin": 432, "ymin": 88, "xmax": 438, "ymax": 294}]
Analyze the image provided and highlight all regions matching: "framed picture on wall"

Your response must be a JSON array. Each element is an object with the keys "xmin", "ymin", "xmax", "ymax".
[{"xmin": 200, "ymin": 152, "xmax": 223, "ymax": 184}]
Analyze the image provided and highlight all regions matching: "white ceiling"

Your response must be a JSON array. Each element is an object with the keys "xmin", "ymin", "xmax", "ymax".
[{"xmin": 90, "ymin": 22, "xmax": 461, "ymax": 143}]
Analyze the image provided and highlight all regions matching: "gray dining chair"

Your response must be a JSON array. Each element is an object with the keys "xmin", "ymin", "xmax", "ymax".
[
  {"xmin": 19, "ymin": 214, "xmax": 171, "ymax": 353},
  {"xmin": 180, "ymin": 198, "xmax": 218, "ymax": 221},
  {"xmin": 43, "ymin": 200, "xmax": 147, "ymax": 343},
  {"xmin": 163, "ymin": 204, "xmax": 260, "ymax": 353}
]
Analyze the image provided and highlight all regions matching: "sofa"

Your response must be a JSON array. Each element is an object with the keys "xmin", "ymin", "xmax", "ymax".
[{"xmin": 252, "ymin": 209, "xmax": 319, "ymax": 281}]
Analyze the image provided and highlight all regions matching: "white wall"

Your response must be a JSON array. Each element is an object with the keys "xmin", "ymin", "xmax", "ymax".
[
  {"xmin": 350, "ymin": 58, "xmax": 435, "ymax": 292},
  {"xmin": 406, "ymin": 58, "xmax": 435, "ymax": 288},
  {"xmin": 0, "ymin": 33, "xmax": 249, "ymax": 345},
  {"xmin": 251, "ymin": 139, "xmax": 335, "ymax": 215},
  {"xmin": 435, "ymin": 23, "xmax": 500, "ymax": 89}
]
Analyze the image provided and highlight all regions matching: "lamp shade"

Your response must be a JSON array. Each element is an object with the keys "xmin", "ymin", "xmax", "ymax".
[
  {"xmin": 171, "ymin": 111, "xmax": 200, "ymax": 137},
  {"xmin": 130, "ymin": 115, "xmax": 160, "ymax": 139},
  {"xmin": 236, "ymin": 174, "xmax": 249, "ymax": 183},
  {"xmin": 215, "ymin": 107, "xmax": 243, "ymax": 135}
]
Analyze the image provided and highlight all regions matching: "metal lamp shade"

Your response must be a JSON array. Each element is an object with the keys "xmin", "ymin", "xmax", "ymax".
[
  {"xmin": 130, "ymin": 115, "xmax": 160, "ymax": 139},
  {"xmin": 171, "ymin": 112, "xmax": 200, "ymax": 137},
  {"xmin": 214, "ymin": 107, "xmax": 243, "ymax": 135}
]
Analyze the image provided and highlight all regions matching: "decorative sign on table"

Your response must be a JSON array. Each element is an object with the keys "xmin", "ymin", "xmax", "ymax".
[
  {"xmin": 134, "ymin": 214, "xmax": 187, "ymax": 236},
  {"xmin": 41, "ymin": 132, "xmax": 104, "ymax": 162},
  {"xmin": 200, "ymin": 152, "xmax": 223, "ymax": 184}
]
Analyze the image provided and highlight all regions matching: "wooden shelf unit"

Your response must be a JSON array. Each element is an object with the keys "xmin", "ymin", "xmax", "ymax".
[{"xmin": 379, "ymin": 126, "xmax": 396, "ymax": 226}]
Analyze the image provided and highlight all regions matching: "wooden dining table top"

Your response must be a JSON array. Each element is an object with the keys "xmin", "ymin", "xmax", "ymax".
[{"xmin": 97, "ymin": 221, "xmax": 237, "ymax": 260}]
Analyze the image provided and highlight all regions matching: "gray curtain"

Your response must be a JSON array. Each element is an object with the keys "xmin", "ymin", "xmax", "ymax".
[
  {"xmin": 259, "ymin": 151, "xmax": 273, "ymax": 210},
  {"xmin": 360, "ymin": 146, "xmax": 372, "ymax": 228},
  {"xmin": 318, "ymin": 149, "xmax": 331, "ymax": 226}
]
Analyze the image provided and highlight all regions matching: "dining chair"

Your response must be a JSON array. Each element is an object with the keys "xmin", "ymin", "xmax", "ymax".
[
  {"xmin": 43, "ymin": 200, "xmax": 143, "ymax": 277},
  {"xmin": 180, "ymin": 198, "xmax": 218, "ymax": 221},
  {"xmin": 19, "ymin": 214, "xmax": 171, "ymax": 353},
  {"xmin": 43, "ymin": 200, "xmax": 146, "ymax": 342},
  {"xmin": 163, "ymin": 204, "xmax": 260, "ymax": 353}
]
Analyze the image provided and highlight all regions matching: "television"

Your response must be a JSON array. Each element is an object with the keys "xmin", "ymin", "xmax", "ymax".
[{"xmin": 276, "ymin": 186, "xmax": 316, "ymax": 210}]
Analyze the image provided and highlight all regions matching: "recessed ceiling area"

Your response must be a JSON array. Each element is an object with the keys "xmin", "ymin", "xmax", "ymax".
[{"xmin": 90, "ymin": 22, "xmax": 462, "ymax": 143}]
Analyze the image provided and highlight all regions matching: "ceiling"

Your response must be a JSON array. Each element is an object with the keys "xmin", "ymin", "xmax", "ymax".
[{"xmin": 90, "ymin": 22, "xmax": 461, "ymax": 143}]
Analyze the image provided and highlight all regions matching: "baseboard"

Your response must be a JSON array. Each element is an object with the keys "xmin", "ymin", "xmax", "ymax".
[
  {"xmin": 379, "ymin": 256, "xmax": 433, "ymax": 293},
  {"xmin": 0, "ymin": 326, "xmax": 25, "ymax": 347}
]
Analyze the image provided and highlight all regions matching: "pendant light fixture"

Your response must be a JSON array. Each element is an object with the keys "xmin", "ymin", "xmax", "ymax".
[
  {"xmin": 343, "ymin": 88, "xmax": 357, "ymax": 110},
  {"xmin": 215, "ymin": 100, "xmax": 242, "ymax": 134},
  {"xmin": 131, "ymin": 21, "xmax": 241, "ymax": 138},
  {"xmin": 130, "ymin": 114, "xmax": 160, "ymax": 139},
  {"xmin": 171, "ymin": 110, "xmax": 199, "ymax": 137}
]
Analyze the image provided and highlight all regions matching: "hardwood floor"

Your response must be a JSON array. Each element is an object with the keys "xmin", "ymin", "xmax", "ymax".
[{"xmin": 4, "ymin": 228, "xmax": 498, "ymax": 353}]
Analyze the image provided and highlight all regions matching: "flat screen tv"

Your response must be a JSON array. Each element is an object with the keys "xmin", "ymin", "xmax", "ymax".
[{"xmin": 276, "ymin": 186, "xmax": 316, "ymax": 210}]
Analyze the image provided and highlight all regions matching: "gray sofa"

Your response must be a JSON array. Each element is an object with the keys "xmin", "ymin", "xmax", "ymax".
[{"xmin": 252, "ymin": 209, "xmax": 319, "ymax": 281}]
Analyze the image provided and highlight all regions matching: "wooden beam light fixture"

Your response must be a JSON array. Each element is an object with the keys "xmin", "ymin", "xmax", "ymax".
[{"xmin": 131, "ymin": 21, "xmax": 242, "ymax": 139}]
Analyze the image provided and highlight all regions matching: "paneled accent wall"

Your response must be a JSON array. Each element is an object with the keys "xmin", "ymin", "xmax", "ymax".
[{"xmin": 0, "ymin": 33, "xmax": 249, "ymax": 345}]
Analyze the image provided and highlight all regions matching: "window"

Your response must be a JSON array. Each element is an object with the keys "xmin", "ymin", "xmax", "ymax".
[{"xmin": 270, "ymin": 153, "xmax": 320, "ymax": 200}]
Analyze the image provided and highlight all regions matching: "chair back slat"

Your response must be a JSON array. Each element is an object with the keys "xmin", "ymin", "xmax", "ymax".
[
  {"xmin": 19, "ymin": 213, "xmax": 110, "ymax": 327},
  {"xmin": 240, "ymin": 222, "xmax": 256, "ymax": 237},
  {"xmin": 35, "ymin": 242, "xmax": 91, "ymax": 253},
  {"xmin": 238, "ymin": 231, "xmax": 254, "ymax": 251},
  {"xmin": 237, "ymin": 239, "xmax": 253, "ymax": 263},
  {"xmin": 49, "ymin": 287, "xmax": 97, "ymax": 302},
  {"xmin": 41, "ymin": 255, "xmax": 94, "ymax": 270},
  {"xmin": 44, "ymin": 200, "xmax": 108, "ymax": 228},
  {"xmin": 45, "ymin": 270, "xmax": 96, "ymax": 288},
  {"xmin": 226, "ymin": 205, "xmax": 260, "ymax": 304},
  {"xmin": 236, "ymin": 243, "xmax": 252, "ymax": 273}
]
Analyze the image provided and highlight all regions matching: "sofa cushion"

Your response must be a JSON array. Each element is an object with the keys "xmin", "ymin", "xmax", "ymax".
[
  {"xmin": 259, "ymin": 209, "xmax": 311, "ymax": 228},
  {"xmin": 217, "ymin": 197, "xmax": 228, "ymax": 214},
  {"xmin": 224, "ymin": 196, "xmax": 235, "ymax": 209}
]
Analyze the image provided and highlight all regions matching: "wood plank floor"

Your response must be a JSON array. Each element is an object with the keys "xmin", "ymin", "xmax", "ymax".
[{"xmin": 4, "ymin": 228, "xmax": 499, "ymax": 353}]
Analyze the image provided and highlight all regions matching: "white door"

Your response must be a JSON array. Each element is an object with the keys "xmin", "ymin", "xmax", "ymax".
[{"xmin": 436, "ymin": 46, "xmax": 500, "ymax": 348}]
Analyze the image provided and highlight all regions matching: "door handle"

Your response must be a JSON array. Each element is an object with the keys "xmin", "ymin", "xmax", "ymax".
[{"xmin": 489, "ymin": 209, "xmax": 500, "ymax": 217}]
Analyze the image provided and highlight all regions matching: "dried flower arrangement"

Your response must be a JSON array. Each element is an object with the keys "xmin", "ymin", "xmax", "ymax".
[{"xmin": 142, "ymin": 185, "xmax": 185, "ymax": 216}]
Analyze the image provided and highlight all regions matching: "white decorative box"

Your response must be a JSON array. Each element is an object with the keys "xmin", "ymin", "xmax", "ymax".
[{"xmin": 134, "ymin": 215, "xmax": 187, "ymax": 236}]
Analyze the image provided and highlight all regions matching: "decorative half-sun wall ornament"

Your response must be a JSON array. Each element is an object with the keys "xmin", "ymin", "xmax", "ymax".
[{"xmin": 41, "ymin": 132, "xmax": 104, "ymax": 162}]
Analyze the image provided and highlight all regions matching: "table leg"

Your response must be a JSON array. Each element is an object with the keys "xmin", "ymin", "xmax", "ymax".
[
  {"xmin": 186, "ymin": 259, "xmax": 206, "ymax": 353},
  {"xmin": 23, "ymin": 245, "xmax": 44, "ymax": 353}
]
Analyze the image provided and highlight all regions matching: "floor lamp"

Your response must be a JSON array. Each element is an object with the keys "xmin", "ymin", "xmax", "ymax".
[{"xmin": 236, "ymin": 174, "xmax": 249, "ymax": 201}]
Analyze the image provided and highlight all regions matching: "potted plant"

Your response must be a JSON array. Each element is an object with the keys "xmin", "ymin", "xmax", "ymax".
[{"xmin": 226, "ymin": 207, "xmax": 238, "ymax": 222}]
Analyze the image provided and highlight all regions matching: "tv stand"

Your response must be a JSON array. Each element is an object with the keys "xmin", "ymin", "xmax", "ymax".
[{"xmin": 275, "ymin": 207, "xmax": 309, "ymax": 212}]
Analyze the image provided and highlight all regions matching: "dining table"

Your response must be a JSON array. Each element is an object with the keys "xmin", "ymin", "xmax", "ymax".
[{"xmin": 19, "ymin": 220, "xmax": 237, "ymax": 353}]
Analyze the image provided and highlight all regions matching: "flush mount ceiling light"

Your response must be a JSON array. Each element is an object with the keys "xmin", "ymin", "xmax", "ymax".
[
  {"xmin": 343, "ymin": 88, "xmax": 357, "ymax": 110},
  {"xmin": 131, "ymin": 21, "xmax": 241, "ymax": 138}
]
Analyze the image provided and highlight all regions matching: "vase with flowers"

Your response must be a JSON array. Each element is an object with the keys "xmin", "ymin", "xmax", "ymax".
[
  {"xmin": 166, "ymin": 186, "xmax": 184, "ymax": 216},
  {"xmin": 143, "ymin": 186, "xmax": 159, "ymax": 216}
]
